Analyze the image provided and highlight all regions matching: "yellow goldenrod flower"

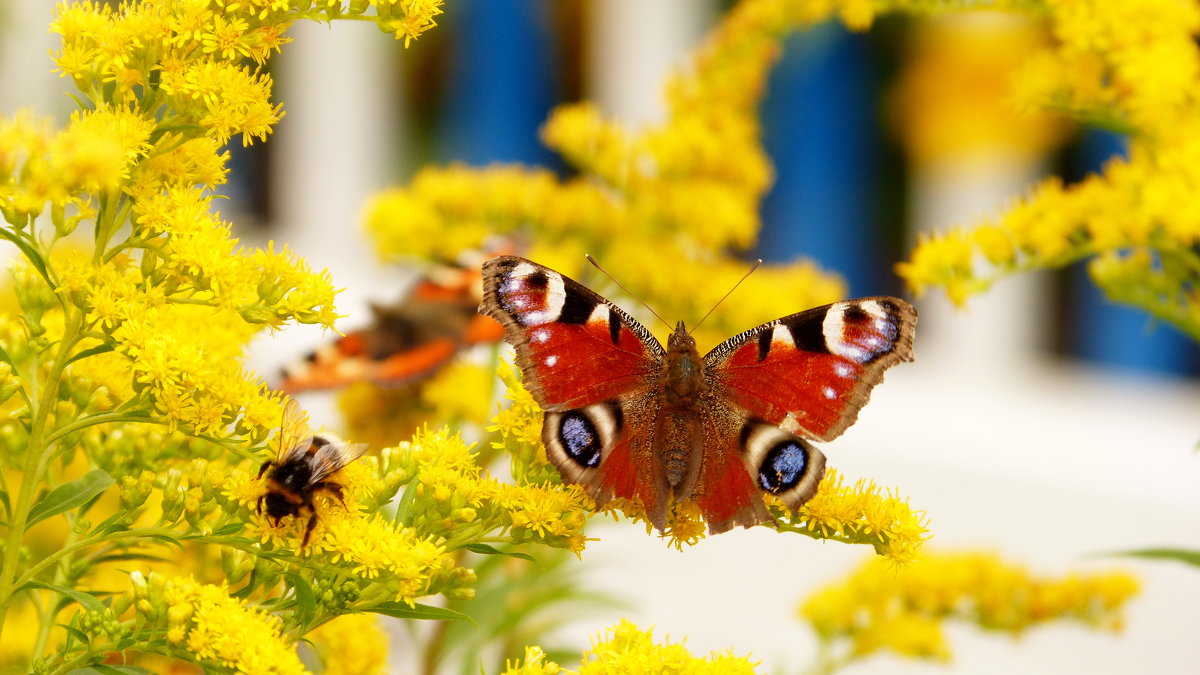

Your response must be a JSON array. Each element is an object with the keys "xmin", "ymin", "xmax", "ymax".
[
  {"xmin": 152, "ymin": 573, "xmax": 308, "ymax": 674},
  {"xmin": 1, "ymin": 0, "xmax": 451, "ymax": 670},
  {"xmin": 504, "ymin": 646, "xmax": 562, "ymax": 675},
  {"xmin": 801, "ymin": 550, "xmax": 1140, "ymax": 667},
  {"xmin": 310, "ymin": 614, "xmax": 390, "ymax": 675},
  {"xmin": 776, "ymin": 467, "xmax": 930, "ymax": 563},
  {"xmin": 504, "ymin": 619, "xmax": 762, "ymax": 675},
  {"xmin": 888, "ymin": 15, "xmax": 1068, "ymax": 166}
]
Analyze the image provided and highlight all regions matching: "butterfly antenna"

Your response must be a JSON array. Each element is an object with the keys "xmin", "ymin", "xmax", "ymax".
[
  {"xmin": 691, "ymin": 258, "xmax": 762, "ymax": 333},
  {"xmin": 584, "ymin": 254, "xmax": 674, "ymax": 332}
]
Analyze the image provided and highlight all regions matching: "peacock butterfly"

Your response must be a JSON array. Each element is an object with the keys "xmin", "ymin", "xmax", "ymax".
[
  {"xmin": 480, "ymin": 256, "xmax": 917, "ymax": 534},
  {"xmin": 281, "ymin": 262, "xmax": 505, "ymax": 393}
]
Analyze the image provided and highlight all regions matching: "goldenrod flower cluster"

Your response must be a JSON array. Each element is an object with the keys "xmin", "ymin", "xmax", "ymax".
[
  {"xmin": 55, "ymin": 571, "xmax": 308, "ymax": 674},
  {"xmin": 157, "ymin": 573, "xmax": 307, "ymax": 674},
  {"xmin": 381, "ymin": 427, "xmax": 594, "ymax": 556},
  {"xmin": 895, "ymin": 0, "xmax": 1200, "ymax": 341},
  {"xmin": 51, "ymin": 0, "xmax": 442, "ymax": 144},
  {"xmin": 801, "ymin": 551, "xmax": 1140, "ymax": 667},
  {"xmin": 888, "ymin": 15, "xmax": 1067, "ymax": 165},
  {"xmin": 776, "ymin": 468, "xmax": 929, "ymax": 563},
  {"xmin": 503, "ymin": 619, "xmax": 761, "ymax": 675},
  {"xmin": 0, "ymin": 0, "xmax": 448, "ymax": 670}
]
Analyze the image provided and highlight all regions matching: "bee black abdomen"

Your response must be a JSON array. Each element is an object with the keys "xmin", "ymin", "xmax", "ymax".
[{"xmin": 263, "ymin": 491, "xmax": 299, "ymax": 521}]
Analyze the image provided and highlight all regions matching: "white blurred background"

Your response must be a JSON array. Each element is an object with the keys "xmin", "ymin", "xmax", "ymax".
[{"xmin": 3, "ymin": 1, "xmax": 1198, "ymax": 673}]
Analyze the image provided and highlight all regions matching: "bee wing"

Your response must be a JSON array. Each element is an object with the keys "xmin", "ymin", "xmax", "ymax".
[
  {"xmin": 308, "ymin": 439, "xmax": 370, "ymax": 484},
  {"xmin": 276, "ymin": 398, "xmax": 315, "ymax": 463}
]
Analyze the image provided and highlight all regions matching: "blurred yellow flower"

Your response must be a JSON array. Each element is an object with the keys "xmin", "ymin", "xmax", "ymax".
[
  {"xmin": 801, "ymin": 550, "xmax": 1139, "ymax": 668},
  {"xmin": 362, "ymin": 0, "xmax": 871, "ymax": 340},
  {"xmin": 310, "ymin": 614, "xmax": 389, "ymax": 675},
  {"xmin": 504, "ymin": 619, "xmax": 761, "ymax": 675},
  {"xmin": 897, "ymin": 0, "xmax": 1200, "ymax": 341},
  {"xmin": 888, "ymin": 14, "xmax": 1067, "ymax": 166}
]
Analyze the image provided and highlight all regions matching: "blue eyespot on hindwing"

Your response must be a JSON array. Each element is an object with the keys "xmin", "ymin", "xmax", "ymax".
[
  {"xmin": 757, "ymin": 440, "xmax": 809, "ymax": 492},
  {"xmin": 559, "ymin": 410, "xmax": 602, "ymax": 468},
  {"xmin": 542, "ymin": 402, "xmax": 622, "ymax": 474},
  {"xmin": 739, "ymin": 420, "xmax": 826, "ymax": 508}
]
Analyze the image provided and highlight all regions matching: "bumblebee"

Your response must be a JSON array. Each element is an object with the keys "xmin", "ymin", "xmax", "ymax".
[{"xmin": 257, "ymin": 399, "xmax": 368, "ymax": 545}]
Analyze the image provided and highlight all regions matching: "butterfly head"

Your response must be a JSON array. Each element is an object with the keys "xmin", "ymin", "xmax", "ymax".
[{"xmin": 667, "ymin": 321, "xmax": 695, "ymax": 354}]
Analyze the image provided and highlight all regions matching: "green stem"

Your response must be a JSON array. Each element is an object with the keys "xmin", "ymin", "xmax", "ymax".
[
  {"xmin": 0, "ymin": 308, "xmax": 83, "ymax": 643},
  {"xmin": 12, "ymin": 527, "xmax": 237, "ymax": 593},
  {"xmin": 29, "ymin": 587, "xmax": 50, "ymax": 661},
  {"xmin": 43, "ymin": 410, "xmax": 156, "ymax": 447}
]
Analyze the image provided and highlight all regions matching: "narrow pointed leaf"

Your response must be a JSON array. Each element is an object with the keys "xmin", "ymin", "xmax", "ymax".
[
  {"xmin": 27, "ymin": 470, "xmax": 114, "ymax": 527},
  {"xmin": 1114, "ymin": 547, "xmax": 1200, "ymax": 568},
  {"xmin": 365, "ymin": 602, "xmax": 474, "ymax": 624}
]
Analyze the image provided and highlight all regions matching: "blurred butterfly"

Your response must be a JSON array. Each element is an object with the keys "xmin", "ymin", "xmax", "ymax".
[{"xmin": 280, "ymin": 255, "xmax": 505, "ymax": 393}]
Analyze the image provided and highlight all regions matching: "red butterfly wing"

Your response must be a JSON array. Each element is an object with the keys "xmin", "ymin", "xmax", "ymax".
[
  {"xmin": 480, "ymin": 256, "xmax": 671, "ymax": 526},
  {"xmin": 687, "ymin": 298, "xmax": 913, "ymax": 532},
  {"xmin": 705, "ymin": 297, "xmax": 916, "ymax": 442},
  {"xmin": 480, "ymin": 257, "xmax": 664, "ymax": 410}
]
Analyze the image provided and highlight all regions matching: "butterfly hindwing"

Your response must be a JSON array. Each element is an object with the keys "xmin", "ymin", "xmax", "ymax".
[
  {"xmin": 691, "ymin": 403, "xmax": 828, "ymax": 533},
  {"xmin": 705, "ymin": 297, "xmax": 916, "ymax": 442},
  {"xmin": 481, "ymin": 256, "xmax": 669, "ymax": 521}
]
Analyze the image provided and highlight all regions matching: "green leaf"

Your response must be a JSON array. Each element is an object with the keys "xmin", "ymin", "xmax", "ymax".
[
  {"xmin": 27, "ymin": 470, "xmax": 114, "ymax": 527},
  {"xmin": 21, "ymin": 581, "xmax": 104, "ymax": 613},
  {"xmin": 392, "ymin": 478, "xmax": 419, "ymax": 525},
  {"xmin": 0, "ymin": 343, "xmax": 18, "ymax": 373},
  {"xmin": 365, "ymin": 602, "xmax": 474, "ymax": 624},
  {"xmin": 1113, "ymin": 548, "xmax": 1200, "ymax": 568},
  {"xmin": 91, "ymin": 553, "xmax": 172, "ymax": 565},
  {"xmin": 89, "ymin": 512, "xmax": 127, "ymax": 536},
  {"xmin": 0, "ymin": 226, "xmax": 55, "ymax": 290},
  {"xmin": 64, "ymin": 343, "xmax": 115, "ymax": 367},
  {"xmin": 70, "ymin": 666, "xmax": 151, "ymax": 675},
  {"xmin": 286, "ymin": 573, "xmax": 316, "ymax": 631},
  {"xmin": 211, "ymin": 521, "xmax": 245, "ymax": 536},
  {"xmin": 140, "ymin": 532, "xmax": 184, "ymax": 549},
  {"xmin": 59, "ymin": 623, "xmax": 89, "ymax": 647},
  {"xmin": 456, "ymin": 543, "xmax": 537, "ymax": 563}
]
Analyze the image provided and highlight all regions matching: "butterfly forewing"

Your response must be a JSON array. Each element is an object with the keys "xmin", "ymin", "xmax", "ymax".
[
  {"xmin": 480, "ymin": 256, "xmax": 664, "ymax": 411},
  {"xmin": 705, "ymin": 297, "xmax": 916, "ymax": 442}
]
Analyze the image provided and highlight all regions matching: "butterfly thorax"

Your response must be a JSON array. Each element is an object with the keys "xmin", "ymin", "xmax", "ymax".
[{"xmin": 663, "ymin": 322, "xmax": 706, "ymax": 409}]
